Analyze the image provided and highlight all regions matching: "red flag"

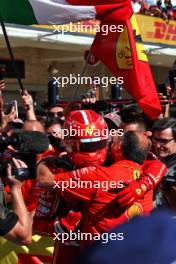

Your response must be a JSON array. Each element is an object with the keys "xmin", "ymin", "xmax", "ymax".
[{"xmin": 91, "ymin": 13, "xmax": 162, "ymax": 119}]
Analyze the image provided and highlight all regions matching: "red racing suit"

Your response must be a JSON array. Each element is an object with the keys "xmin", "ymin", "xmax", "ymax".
[
  {"xmin": 19, "ymin": 144, "xmax": 60, "ymax": 214},
  {"xmin": 33, "ymin": 188, "xmax": 83, "ymax": 237},
  {"xmin": 53, "ymin": 159, "xmax": 167, "ymax": 247},
  {"xmin": 33, "ymin": 149, "xmax": 81, "ymax": 236}
]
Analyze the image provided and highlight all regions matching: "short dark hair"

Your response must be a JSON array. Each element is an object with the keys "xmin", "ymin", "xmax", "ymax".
[
  {"xmin": 121, "ymin": 112, "xmax": 148, "ymax": 132},
  {"xmin": 48, "ymin": 104, "xmax": 63, "ymax": 111},
  {"xmin": 120, "ymin": 104, "xmax": 154, "ymax": 131},
  {"xmin": 45, "ymin": 117, "xmax": 64, "ymax": 129},
  {"xmin": 121, "ymin": 131, "xmax": 149, "ymax": 164},
  {"xmin": 152, "ymin": 118, "xmax": 176, "ymax": 140}
]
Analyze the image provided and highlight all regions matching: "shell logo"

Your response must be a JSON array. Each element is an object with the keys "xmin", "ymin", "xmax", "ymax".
[{"xmin": 126, "ymin": 203, "xmax": 143, "ymax": 220}]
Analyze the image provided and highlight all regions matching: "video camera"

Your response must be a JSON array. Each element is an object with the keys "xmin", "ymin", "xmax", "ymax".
[
  {"xmin": 0, "ymin": 130, "xmax": 49, "ymax": 181},
  {"xmin": 162, "ymin": 166, "xmax": 176, "ymax": 190}
]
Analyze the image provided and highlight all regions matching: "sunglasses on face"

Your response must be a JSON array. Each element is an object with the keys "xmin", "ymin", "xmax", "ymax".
[
  {"xmin": 47, "ymin": 112, "xmax": 63, "ymax": 118},
  {"xmin": 152, "ymin": 137, "xmax": 174, "ymax": 146}
]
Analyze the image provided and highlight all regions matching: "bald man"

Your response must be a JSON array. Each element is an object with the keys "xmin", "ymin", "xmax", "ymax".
[{"xmin": 22, "ymin": 120, "xmax": 45, "ymax": 132}]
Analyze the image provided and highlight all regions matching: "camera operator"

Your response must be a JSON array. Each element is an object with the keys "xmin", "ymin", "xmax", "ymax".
[{"xmin": 0, "ymin": 158, "xmax": 32, "ymax": 244}]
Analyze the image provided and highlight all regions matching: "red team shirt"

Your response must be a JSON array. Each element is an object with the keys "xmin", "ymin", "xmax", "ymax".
[{"xmin": 53, "ymin": 159, "xmax": 167, "ymax": 240}]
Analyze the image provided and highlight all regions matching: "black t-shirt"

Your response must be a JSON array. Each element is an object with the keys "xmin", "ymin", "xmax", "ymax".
[{"xmin": 0, "ymin": 211, "xmax": 19, "ymax": 236}]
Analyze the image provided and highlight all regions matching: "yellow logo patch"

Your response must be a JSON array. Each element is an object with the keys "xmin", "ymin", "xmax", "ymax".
[
  {"xmin": 86, "ymin": 126, "xmax": 94, "ymax": 135},
  {"xmin": 134, "ymin": 169, "xmax": 140, "ymax": 180}
]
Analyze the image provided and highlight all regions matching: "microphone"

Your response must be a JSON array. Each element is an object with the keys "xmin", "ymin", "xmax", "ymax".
[{"xmin": 6, "ymin": 130, "xmax": 49, "ymax": 153}]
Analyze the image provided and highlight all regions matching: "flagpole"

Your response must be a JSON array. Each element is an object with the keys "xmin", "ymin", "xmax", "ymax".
[
  {"xmin": 71, "ymin": 50, "xmax": 91, "ymax": 101},
  {"xmin": 63, "ymin": 51, "xmax": 91, "ymax": 116},
  {"xmin": 0, "ymin": 21, "xmax": 25, "ymax": 92}
]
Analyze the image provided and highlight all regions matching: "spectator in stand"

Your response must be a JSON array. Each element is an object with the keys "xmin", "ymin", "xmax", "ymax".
[
  {"xmin": 132, "ymin": 0, "xmax": 176, "ymax": 19},
  {"xmin": 132, "ymin": 0, "xmax": 142, "ymax": 13},
  {"xmin": 145, "ymin": 0, "xmax": 157, "ymax": 5},
  {"xmin": 160, "ymin": 0, "xmax": 175, "ymax": 19}
]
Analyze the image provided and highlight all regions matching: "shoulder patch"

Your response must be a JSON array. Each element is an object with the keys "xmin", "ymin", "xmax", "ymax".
[{"xmin": 134, "ymin": 169, "xmax": 140, "ymax": 180}]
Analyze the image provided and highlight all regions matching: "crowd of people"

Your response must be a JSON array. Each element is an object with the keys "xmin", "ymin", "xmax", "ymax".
[
  {"xmin": 132, "ymin": 0, "xmax": 176, "ymax": 20},
  {"xmin": 0, "ymin": 78, "xmax": 176, "ymax": 264}
]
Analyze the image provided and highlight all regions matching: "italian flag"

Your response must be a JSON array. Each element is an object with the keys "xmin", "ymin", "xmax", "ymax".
[
  {"xmin": 0, "ymin": 0, "xmax": 162, "ymax": 119},
  {"xmin": 0, "ymin": 0, "xmax": 132, "ymax": 25}
]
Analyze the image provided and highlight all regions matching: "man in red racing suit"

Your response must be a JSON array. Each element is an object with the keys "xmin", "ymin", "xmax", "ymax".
[{"xmin": 33, "ymin": 109, "xmax": 109, "ymax": 264}]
